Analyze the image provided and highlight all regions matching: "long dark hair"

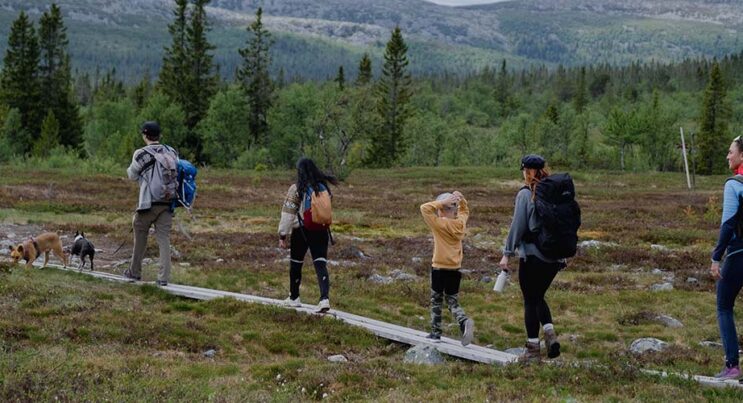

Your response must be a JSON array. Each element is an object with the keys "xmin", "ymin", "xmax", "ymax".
[{"xmin": 296, "ymin": 158, "xmax": 338, "ymax": 197}]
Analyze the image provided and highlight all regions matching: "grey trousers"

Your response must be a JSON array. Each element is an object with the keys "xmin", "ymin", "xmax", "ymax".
[{"xmin": 128, "ymin": 205, "xmax": 172, "ymax": 282}]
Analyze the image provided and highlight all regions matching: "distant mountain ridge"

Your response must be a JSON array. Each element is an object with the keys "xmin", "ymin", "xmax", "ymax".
[{"xmin": 0, "ymin": 0, "xmax": 742, "ymax": 80}]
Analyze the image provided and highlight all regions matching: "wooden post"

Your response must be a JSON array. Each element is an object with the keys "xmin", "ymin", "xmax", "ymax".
[{"xmin": 680, "ymin": 127, "xmax": 691, "ymax": 190}]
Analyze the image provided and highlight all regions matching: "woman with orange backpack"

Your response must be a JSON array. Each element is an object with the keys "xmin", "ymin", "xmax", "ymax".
[{"xmin": 278, "ymin": 158, "xmax": 338, "ymax": 312}]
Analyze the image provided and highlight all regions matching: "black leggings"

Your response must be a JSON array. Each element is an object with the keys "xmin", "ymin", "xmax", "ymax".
[
  {"xmin": 289, "ymin": 229, "xmax": 330, "ymax": 300},
  {"xmin": 518, "ymin": 256, "xmax": 561, "ymax": 338}
]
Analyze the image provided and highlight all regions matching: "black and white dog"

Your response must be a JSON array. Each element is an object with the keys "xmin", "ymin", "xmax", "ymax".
[{"xmin": 70, "ymin": 231, "xmax": 95, "ymax": 271}]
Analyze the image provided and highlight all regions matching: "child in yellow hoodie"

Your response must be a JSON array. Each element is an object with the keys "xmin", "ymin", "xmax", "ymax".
[{"xmin": 420, "ymin": 191, "xmax": 475, "ymax": 346}]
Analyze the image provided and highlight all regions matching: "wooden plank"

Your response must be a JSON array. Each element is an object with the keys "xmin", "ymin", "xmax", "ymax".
[
  {"xmin": 642, "ymin": 369, "xmax": 743, "ymax": 390},
  {"xmin": 35, "ymin": 262, "xmax": 516, "ymax": 365}
]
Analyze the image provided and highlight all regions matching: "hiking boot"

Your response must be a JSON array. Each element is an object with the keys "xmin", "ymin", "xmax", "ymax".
[
  {"xmin": 715, "ymin": 365, "xmax": 741, "ymax": 380},
  {"xmin": 156, "ymin": 280, "xmax": 168, "ymax": 287},
  {"xmin": 461, "ymin": 318, "xmax": 475, "ymax": 347},
  {"xmin": 284, "ymin": 296, "xmax": 301, "ymax": 307},
  {"xmin": 123, "ymin": 270, "xmax": 141, "ymax": 282},
  {"xmin": 426, "ymin": 332, "xmax": 441, "ymax": 342},
  {"xmin": 318, "ymin": 299, "xmax": 330, "ymax": 312},
  {"xmin": 518, "ymin": 341, "xmax": 541, "ymax": 364},
  {"xmin": 544, "ymin": 328, "xmax": 561, "ymax": 358}
]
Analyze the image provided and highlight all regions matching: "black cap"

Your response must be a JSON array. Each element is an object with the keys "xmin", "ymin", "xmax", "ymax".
[
  {"xmin": 520, "ymin": 154, "xmax": 545, "ymax": 170},
  {"xmin": 140, "ymin": 121, "xmax": 161, "ymax": 139}
]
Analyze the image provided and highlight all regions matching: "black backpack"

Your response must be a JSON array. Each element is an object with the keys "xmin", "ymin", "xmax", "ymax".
[
  {"xmin": 726, "ymin": 176, "xmax": 743, "ymax": 238},
  {"xmin": 530, "ymin": 173, "xmax": 581, "ymax": 259}
]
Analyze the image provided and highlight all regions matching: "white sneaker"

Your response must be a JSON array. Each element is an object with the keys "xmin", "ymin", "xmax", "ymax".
[
  {"xmin": 318, "ymin": 299, "xmax": 330, "ymax": 312},
  {"xmin": 284, "ymin": 297, "xmax": 301, "ymax": 307}
]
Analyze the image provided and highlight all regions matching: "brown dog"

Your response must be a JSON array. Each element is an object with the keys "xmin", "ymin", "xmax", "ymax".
[{"xmin": 9, "ymin": 232, "xmax": 68, "ymax": 269}]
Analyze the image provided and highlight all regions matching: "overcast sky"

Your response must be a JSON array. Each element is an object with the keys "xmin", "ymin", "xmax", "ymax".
[{"xmin": 424, "ymin": 0, "xmax": 511, "ymax": 6}]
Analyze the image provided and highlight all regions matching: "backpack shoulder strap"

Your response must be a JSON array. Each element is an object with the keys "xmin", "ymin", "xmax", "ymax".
[{"xmin": 726, "ymin": 176, "xmax": 743, "ymax": 185}]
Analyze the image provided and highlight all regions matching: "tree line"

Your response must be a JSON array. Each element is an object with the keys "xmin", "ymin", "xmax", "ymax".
[{"xmin": 0, "ymin": 1, "xmax": 740, "ymax": 176}]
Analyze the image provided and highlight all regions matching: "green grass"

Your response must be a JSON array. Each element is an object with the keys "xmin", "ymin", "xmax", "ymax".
[{"xmin": 0, "ymin": 165, "xmax": 742, "ymax": 400}]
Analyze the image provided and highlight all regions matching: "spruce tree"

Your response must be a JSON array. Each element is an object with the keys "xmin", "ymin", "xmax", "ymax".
[
  {"xmin": 0, "ymin": 11, "xmax": 41, "ymax": 142},
  {"xmin": 574, "ymin": 66, "xmax": 587, "ymax": 114},
  {"xmin": 159, "ymin": 0, "xmax": 189, "ymax": 107},
  {"xmin": 33, "ymin": 110, "xmax": 60, "ymax": 157},
  {"xmin": 184, "ymin": 0, "xmax": 218, "ymax": 159},
  {"xmin": 696, "ymin": 61, "xmax": 730, "ymax": 175},
  {"xmin": 495, "ymin": 59, "xmax": 516, "ymax": 118},
  {"xmin": 366, "ymin": 27, "xmax": 412, "ymax": 168},
  {"xmin": 39, "ymin": 3, "xmax": 82, "ymax": 149},
  {"xmin": 335, "ymin": 66, "xmax": 345, "ymax": 90},
  {"xmin": 238, "ymin": 7, "xmax": 274, "ymax": 146},
  {"xmin": 357, "ymin": 53, "xmax": 372, "ymax": 85}
]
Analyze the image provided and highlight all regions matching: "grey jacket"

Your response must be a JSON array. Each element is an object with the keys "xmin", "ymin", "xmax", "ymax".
[
  {"xmin": 503, "ymin": 187, "xmax": 557, "ymax": 263},
  {"xmin": 127, "ymin": 144, "xmax": 177, "ymax": 212}
]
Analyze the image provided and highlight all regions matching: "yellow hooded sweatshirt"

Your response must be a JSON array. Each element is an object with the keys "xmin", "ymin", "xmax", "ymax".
[{"xmin": 420, "ymin": 197, "xmax": 469, "ymax": 270}]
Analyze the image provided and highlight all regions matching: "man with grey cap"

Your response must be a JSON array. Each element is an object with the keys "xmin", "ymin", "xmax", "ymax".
[
  {"xmin": 420, "ymin": 190, "xmax": 475, "ymax": 346},
  {"xmin": 124, "ymin": 121, "xmax": 179, "ymax": 286}
]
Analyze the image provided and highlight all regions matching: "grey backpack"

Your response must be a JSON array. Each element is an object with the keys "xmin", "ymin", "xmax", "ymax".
[{"xmin": 142, "ymin": 145, "xmax": 178, "ymax": 202}]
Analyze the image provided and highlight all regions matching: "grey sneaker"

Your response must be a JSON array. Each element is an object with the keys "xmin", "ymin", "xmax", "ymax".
[
  {"xmin": 284, "ymin": 296, "xmax": 301, "ymax": 307},
  {"xmin": 461, "ymin": 319, "xmax": 475, "ymax": 346},
  {"xmin": 318, "ymin": 299, "xmax": 330, "ymax": 312},
  {"xmin": 426, "ymin": 332, "xmax": 441, "ymax": 342}
]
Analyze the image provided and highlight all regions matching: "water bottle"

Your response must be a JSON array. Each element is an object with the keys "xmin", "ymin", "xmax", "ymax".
[{"xmin": 493, "ymin": 270, "xmax": 510, "ymax": 293}]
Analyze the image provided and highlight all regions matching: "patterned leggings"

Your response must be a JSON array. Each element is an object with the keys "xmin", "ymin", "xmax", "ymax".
[{"xmin": 430, "ymin": 268, "xmax": 469, "ymax": 336}]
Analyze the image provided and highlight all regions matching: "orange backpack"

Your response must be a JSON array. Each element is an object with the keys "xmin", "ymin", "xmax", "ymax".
[
  {"xmin": 301, "ymin": 185, "xmax": 332, "ymax": 230},
  {"xmin": 310, "ymin": 190, "xmax": 332, "ymax": 226}
]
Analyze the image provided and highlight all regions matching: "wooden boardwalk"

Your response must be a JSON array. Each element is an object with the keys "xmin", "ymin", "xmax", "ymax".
[
  {"xmin": 33, "ymin": 262, "xmax": 743, "ymax": 389},
  {"xmin": 36, "ymin": 262, "xmax": 516, "ymax": 366}
]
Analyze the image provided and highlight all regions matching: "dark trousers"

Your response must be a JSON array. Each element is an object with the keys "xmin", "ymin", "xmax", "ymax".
[
  {"xmin": 519, "ymin": 257, "xmax": 561, "ymax": 338},
  {"xmin": 430, "ymin": 268, "xmax": 468, "ymax": 336},
  {"xmin": 717, "ymin": 252, "xmax": 743, "ymax": 367},
  {"xmin": 289, "ymin": 229, "xmax": 330, "ymax": 300}
]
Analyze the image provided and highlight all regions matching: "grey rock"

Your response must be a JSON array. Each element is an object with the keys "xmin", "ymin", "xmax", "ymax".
[
  {"xmin": 460, "ymin": 269, "xmax": 473, "ymax": 274},
  {"xmin": 651, "ymin": 244, "xmax": 670, "ymax": 252},
  {"xmin": 6, "ymin": 233, "xmax": 16, "ymax": 239},
  {"xmin": 654, "ymin": 314, "xmax": 683, "ymax": 328},
  {"xmin": 505, "ymin": 347, "xmax": 526, "ymax": 356},
  {"xmin": 327, "ymin": 354, "xmax": 348, "ymax": 363},
  {"xmin": 203, "ymin": 349, "xmax": 217, "ymax": 358},
  {"xmin": 411, "ymin": 256, "xmax": 422, "ymax": 263},
  {"xmin": 651, "ymin": 268, "xmax": 664, "ymax": 275},
  {"xmin": 630, "ymin": 338, "xmax": 668, "ymax": 354},
  {"xmin": 216, "ymin": 258, "xmax": 225, "ymax": 263},
  {"xmin": 368, "ymin": 274, "xmax": 393, "ymax": 284},
  {"xmin": 578, "ymin": 240, "xmax": 616, "ymax": 249},
  {"xmin": 481, "ymin": 276, "xmax": 493, "ymax": 283},
  {"xmin": 142, "ymin": 258, "xmax": 154, "ymax": 265},
  {"xmin": 390, "ymin": 269, "xmax": 417, "ymax": 282},
  {"xmin": 170, "ymin": 246, "xmax": 182, "ymax": 259},
  {"xmin": 650, "ymin": 282, "xmax": 674, "ymax": 292},
  {"xmin": 404, "ymin": 344, "xmax": 444, "ymax": 365},
  {"xmin": 179, "ymin": 262, "xmax": 191, "ymax": 267},
  {"xmin": 686, "ymin": 277, "xmax": 699, "ymax": 285},
  {"xmin": 699, "ymin": 341, "xmax": 723, "ymax": 348}
]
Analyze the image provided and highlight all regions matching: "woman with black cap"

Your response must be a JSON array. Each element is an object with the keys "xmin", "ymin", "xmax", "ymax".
[{"xmin": 499, "ymin": 154, "xmax": 565, "ymax": 363}]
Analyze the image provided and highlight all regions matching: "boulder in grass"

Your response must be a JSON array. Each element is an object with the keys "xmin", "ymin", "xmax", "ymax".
[
  {"xmin": 404, "ymin": 344, "xmax": 444, "ymax": 365},
  {"xmin": 630, "ymin": 338, "xmax": 668, "ymax": 354},
  {"xmin": 650, "ymin": 282, "xmax": 673, "ymax": 292},
  {"xmin": 368, "ymin": 274, "xmax": 394, "ymax": 284},
  {"xmin": 654, "ymin": 314, "xmax": 683, "ymax": 328},
  {"xmin": 327, "ymin": 354, "xmax": 348, "ymax": 363}
]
